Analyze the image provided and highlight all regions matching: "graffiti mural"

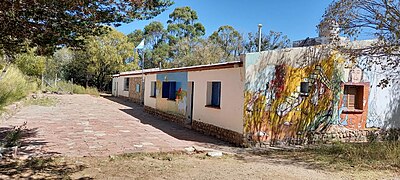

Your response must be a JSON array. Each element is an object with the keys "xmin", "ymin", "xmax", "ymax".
[
  {"xmin": 155, "ymin": 72, "xmax": 188, "ymax": 116},
  {"xmin": 244, "ymin": 50, "xmax": 343, "ymax": 144},
  {"xmin": 338, "ymin": 62, "xmax": 370, "ymax": 129}
]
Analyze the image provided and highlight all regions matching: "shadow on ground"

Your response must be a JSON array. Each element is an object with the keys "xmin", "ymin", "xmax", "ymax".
[
  {"xmin": 102, "ymin": 95, "xmax": 235, "ymax": 149},
  {"xmin": 236, "ymin": 149, "xmax": 337, "ymax": 172},
  {"xmin": 0, "ymin": 125, "xmax": 84, "ymax": 179},
  {"xmin": 0, "ymin": 156, "xmax": 91, "ymax": 179}
]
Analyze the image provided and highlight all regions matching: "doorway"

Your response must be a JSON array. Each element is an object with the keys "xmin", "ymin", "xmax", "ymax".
[{"xmin": 186, "ymin": 81, "xmax": 194, "ymax": 125}]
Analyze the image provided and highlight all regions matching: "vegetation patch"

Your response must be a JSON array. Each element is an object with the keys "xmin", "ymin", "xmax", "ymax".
[
  {"xmin": 23, "ymin": 96, "xmax": 59, "ymax": 107},
  {"xmin": 0, "ymin": 66, "xmax": 38, "ymax": 110},
  {"xmin": 258, "ymin": 142, "xmax": 400, "ymax": 171},
  {"xmin": 44, "ymin": 81, "xmax": 100, "ymax": 96}
]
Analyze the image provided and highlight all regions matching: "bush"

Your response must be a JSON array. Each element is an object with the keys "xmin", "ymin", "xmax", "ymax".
[
  {"xmin": 85, "ymin": 87, "xmax": 100, "ymax": 96},
  {"xmin": 44, "ymin": 81, "xmax": 99, "ymax": 96},
  {"xmin": 0, "ymin": 66, "xmax": 37, "ymax": 109}
]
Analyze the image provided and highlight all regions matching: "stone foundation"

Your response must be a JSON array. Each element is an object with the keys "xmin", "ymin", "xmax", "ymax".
[
  {"xmin": 192, "ymin": 120, "xmax": 244, "ymax": 146},
  {"xmin": 244, "ymin": 125, "xmax": 400, "ymax": 146},
  {"xmin": 144, "ymin": 106, "xmax": 186, "ymax": 126},
  {"xmin": 144, "ymin": 106, "xmax": 244, "ymax": 146},
  {"xmin": 117, "ymin": 95, "xmax": 142, "ymax": 105},
  {"xmin": 129, "ymin": 97, "xmax": 142, "ymax": 104}
]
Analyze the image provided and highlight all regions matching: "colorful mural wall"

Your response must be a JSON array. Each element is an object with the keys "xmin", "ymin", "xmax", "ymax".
[
  {"xmin": 244, "ymin": 49, "xmax": 347, "ymax": 144},
  {"xmin": 155, "ymin": 72, "xmax": 188, "ymax": 116},
  {"xmin": 244, "ymin": 47, "xmax": 400, "ymax": 144},
  {"xmin": 338, "ymin": 63, "xmax": 370, "ymax": 129}
]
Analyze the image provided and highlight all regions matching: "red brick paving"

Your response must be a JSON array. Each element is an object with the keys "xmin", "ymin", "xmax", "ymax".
[{"xmin": 0, "ymin": 94, "xmax": 229, "ymax": 157}]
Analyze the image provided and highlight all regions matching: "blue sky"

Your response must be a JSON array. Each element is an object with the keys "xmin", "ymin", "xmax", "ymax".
[{"xmin": 116, "ymin": 0, "xmax": 332, "ymax": 42}]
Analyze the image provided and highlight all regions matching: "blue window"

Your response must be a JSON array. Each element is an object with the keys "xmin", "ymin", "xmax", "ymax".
[
  {"xmin": 162, "ymin": 82, "xmax": 176, "ymax": 100},
  {"xmin": 207, "ymin": 82, "xmax": 221, "ymax": 107}
]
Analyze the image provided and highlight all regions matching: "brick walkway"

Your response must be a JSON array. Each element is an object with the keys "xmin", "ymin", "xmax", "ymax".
[{"xmin": 0, "ymin": 94, "xmax": 230, "ymax": 157}]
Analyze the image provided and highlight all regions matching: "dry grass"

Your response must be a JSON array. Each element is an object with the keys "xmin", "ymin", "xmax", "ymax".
[
  {"xmin": 257, "ymin": 141, "xmax": 400, "ymax": 171},
  {"xmin": 23, "ymin": 96, "xmax": 58, "ymax": 107}
]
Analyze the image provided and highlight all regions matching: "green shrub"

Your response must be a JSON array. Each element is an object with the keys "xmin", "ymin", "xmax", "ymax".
[
  {"xmin": 85, "ymin": 87, "xmax": 100, "ymax": 96},
  {"xmin": 44, "ymin": 80, "xmax": 100, "ymax": 96},
  {"xmin": 0, "ymin": 66, "xmax": 37, "ymax": 109},
  {"xmin": 71, "ymin": 84, "xmax": 86, "ymax": 94}
]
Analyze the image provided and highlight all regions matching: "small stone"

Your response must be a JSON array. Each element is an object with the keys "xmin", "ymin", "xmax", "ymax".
[
  {"xmin": 18, "ymin": 155, "xmax": 30, "ymax": 161},
  {"xmin": 109, "ymin": 155, "xmax": 116, "ymax": 160},
  {"xmin": 134, "ymin": 144, "xmax": 143, "ymax": 148},
  {"xmin": 119, "ymin": 130, "xmax": 130, "ymax": 133},
  {"xmin": 184, "ymin": 147, "xmax": 195, "ymax": 153},
  {"xmin": 206, "ymin": 151, "xmax": 223, "ymax": 157}
]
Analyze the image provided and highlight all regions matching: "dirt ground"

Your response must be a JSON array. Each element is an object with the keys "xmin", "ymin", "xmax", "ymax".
[
  {"xmin": 1, "ymin": 151, "xmax": 398, "ymax": 179},
  {"xmin": 66, "ymin": 152, "xmax": 398, "ymax": 180}
]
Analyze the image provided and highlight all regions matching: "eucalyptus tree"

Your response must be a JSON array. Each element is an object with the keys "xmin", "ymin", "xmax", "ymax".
[{"xmin": 210, "ymin": 25, "xmax": 244, "ymax": 61}]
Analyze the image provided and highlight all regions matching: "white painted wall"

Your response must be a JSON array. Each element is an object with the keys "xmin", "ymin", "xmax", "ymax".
[
  {"xmin": 144, "ymin": 74, "xmax": 157, "ymax": 108},
  {"xmin": 112, "ymin": 77, "xmax": 118, "ymax": 96},
  {"xmin": 188, "ymin": 67, "xmax": 245, "ymax": 133},
  {"xmin": 116, "ymin": 76, "xmax": 129, "ymax": 97}
]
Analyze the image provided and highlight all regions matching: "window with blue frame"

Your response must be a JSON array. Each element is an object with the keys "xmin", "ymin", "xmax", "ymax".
[
  {"xmin": 162, "ymin": 81, "xmax": 176, "ymax": 100},
  {"xmin": 206, "ymin": 82, "xmax": 221, "ymax": 108}
]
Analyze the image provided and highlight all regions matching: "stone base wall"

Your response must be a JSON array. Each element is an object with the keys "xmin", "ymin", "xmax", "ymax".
[
  {"xmin": 312, "ymin": 128, "xmax": 400, "ymax": 143},
  {"xmin": 117, "ymin": 95, "xmax": 141, "ymax": 105},
  {"xmin": 192, "ymin": 120, "xmax": 244, "ymax": 146},
  {"xmin": 129, "ymin": 97, "xmax": 142, "ymax": 104},
  {"xmin": 144, "ymin": 106, "xmax": 186, "ymax": 126},
  {"xmin": 244, "ymin": 126, "xmax": 400, "ymax": 146},
  {"xmin": 144, "ymin": 106, "xmax": 244, "ymax": 146},
  {"xmin": 309, "ymin": 130, "xmax": 371, "ymax": 143}
]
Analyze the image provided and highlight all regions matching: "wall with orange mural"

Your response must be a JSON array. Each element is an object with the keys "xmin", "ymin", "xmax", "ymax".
[{"xmin": 244, "ymin": 48, "xmax": 344, "ymax": 144}]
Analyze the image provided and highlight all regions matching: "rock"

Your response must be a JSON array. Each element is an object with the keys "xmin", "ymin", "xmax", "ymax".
[
  {"xmin": 184, "ymin": 146, "xmax": 195, "ymax": 153},
  {"xmin": 206, "ymin": 151, "xmax": 223, "ymax": 157},
  {"xmin": 0, "ymin": 174, "xmax": 10, "ymax": 180},
  {"xmin": 18, "ymin": 155, "xmax": 30, "ymax": 161},
  {"xmin": 134, "ymin": 144, "xmax": 143, "ymax": 148}
]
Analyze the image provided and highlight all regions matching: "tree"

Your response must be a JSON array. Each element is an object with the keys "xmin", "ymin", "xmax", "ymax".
[
  {"xmin": 210, "ymin": 25, "xmax": 243, "ymax": 61},
  {"xmin": 65, "ymin": 29, "xmax": 137, "ymax": 90},
  {"xmin": 128, "ymin": 30, "xmax": 145, "ymax": 47},
  {"xmin": 167, "ymin": 6, "xmax": 206, "ymax": 43},
  {"xmin": 0, "ymin": 0, "xmax": 173, "ymax": 57},
  {"xmin": 144, "ymin": 21, "xmax": 168, "ymax": 48},
  {"xmin": 244, "ymin": 31, "xmax": 291, "ymax": 53},
  {"xmin": 52, "ymin": 47, "xmax": 75, "ymax": 80},
  {"xmin": 322, "ymin": 0, "xmax": 400, "ymax": 86},
  {"xmin": 166, "ymin": 7, "xmax": 206, "ymax": 62},
  {"xmin": 145, "ymin": 42, "xmax": 171, "ymax": 68},
  {"xmin": 14, "ymin": 48, "xmax": 46, "ymax": 77},
  {"xmin": 171, "ymin": 37, "xmax": 225, "ymax": 67},
  {"xmin": 143, "ymin": 21, "xmax": 170, "ymax": 68}
]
